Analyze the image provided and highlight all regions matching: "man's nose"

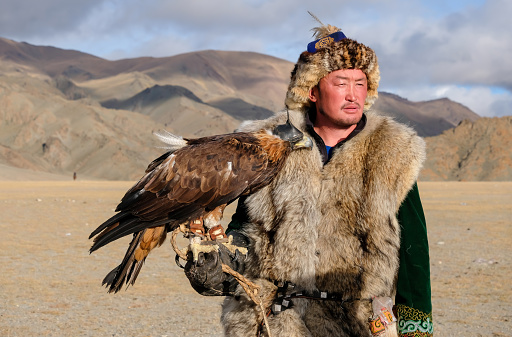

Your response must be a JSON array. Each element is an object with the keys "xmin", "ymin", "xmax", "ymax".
[{"xmin": 346, "ymin": 85, "xmax": 356, "ymax": 101}]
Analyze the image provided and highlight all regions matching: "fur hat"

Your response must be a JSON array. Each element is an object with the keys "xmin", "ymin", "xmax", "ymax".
[{"xmin": 285, "ymin": 19, "xmax": 380, "ymax": 112}]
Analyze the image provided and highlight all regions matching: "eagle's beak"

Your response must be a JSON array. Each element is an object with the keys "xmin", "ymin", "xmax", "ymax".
[{"xmin": 291, "ymin": 135, "xmax": 313, "ymax": 150}]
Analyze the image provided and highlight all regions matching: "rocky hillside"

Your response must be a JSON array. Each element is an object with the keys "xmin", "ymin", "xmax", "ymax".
[
  {"xmin": 1, "ymin": 37, "xmax": 508, "ymax": 181},
  {"xmin": 0, "ymin": 74, "xmax": 163, "ymax": 180},
  {"xmin": 373, "ymin": 92, "xmax": 480, "ymax": 137},
  {"xmin": 421, "ymin": 116, "xmax": 512, "ymax": 181},
  {"xmin": 0, "ymin": 37, "xmax": 478, "ymax": 136}
]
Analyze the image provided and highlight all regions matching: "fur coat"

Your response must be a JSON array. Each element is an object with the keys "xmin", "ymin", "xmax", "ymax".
[{"xmin": 221, "ymin": 109, "xmax": 426, "ymax": 337}]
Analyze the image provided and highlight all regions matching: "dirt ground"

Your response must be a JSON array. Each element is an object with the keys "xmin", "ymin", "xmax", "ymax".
[{"xmin": 0, "ymin": 181, "xmax": 510, "ymax": 336}]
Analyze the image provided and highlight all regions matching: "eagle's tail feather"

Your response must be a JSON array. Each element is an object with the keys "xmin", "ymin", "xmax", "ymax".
[
  {"xmin": 102, "ymin": 231, "xmax": 144, "ymax": 293},
  {"xmin": 89, "ymin": 215, "xmax": 151, "ymax": 253},
  {"xmin": 88, "ymin": 212, "xmax": 127, "ymax": 240},
  {"xmin": 100, "ymin": 226, "xmax": 168, "ymax": 293}
]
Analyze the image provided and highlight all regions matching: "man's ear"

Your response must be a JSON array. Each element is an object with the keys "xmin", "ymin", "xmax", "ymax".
[{"xmin": 309, "ymin": 86, "xmax": 318, "ymax": 103}]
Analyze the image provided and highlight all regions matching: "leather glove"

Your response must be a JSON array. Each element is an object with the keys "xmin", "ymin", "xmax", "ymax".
[{"xmin": 184, "ymin": 231, "xmax": 248, "ymax": 296}]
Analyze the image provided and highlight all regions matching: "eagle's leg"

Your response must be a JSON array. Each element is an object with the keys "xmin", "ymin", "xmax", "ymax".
[
  {"xmin": 189, "ymin": 216, "xmax": 205, "ymax": 246},
  {"xmin": 203, "ymin": 204, "xmax": 227, "ymax": 241},
  {"xmin": 208, "ymin": 224, "xmax": 227, "ymax": 241},
  {"xmin": 204, "ymin": 205, "xmax": 249, "ymax": 255},
  {"xmin": 188, "ymin": 205, "xmax": 248, "ymax": 262},
  {"xmin": 188, "ymin": 205, "xmax": 228, "ymax": 262},
  {"xmin": 206, "ymin": 205, "xmax": 249, "ymax": 256},
  {"xmin": 188, "ymin": 216, "xmax": 209, "ymax": 262}
]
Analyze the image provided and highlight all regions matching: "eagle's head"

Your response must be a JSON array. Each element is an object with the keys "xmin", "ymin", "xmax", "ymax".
[{"xmin": 272, "ymin": 120, "xmax": 313, "ymax": 150}]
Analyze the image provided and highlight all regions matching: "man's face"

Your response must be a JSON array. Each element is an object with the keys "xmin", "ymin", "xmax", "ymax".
[{"xmin": 309, "ymin": 68, "xmax": 368, "ymax": 128}]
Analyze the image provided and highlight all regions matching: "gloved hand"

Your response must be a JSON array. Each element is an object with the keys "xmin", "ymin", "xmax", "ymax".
[{"xmin": 184, "ymin": 231, "xmax": 248, "ymax": 296}]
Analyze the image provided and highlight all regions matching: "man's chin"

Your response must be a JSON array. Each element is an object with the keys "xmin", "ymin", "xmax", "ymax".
[{"xmin": 335, "ymin": 113, "xmax": 363, "ymax": 127}]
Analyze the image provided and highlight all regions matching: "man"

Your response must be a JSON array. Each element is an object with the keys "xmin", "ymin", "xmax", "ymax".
[{"xmin": 185, "ymin": 22, "xmax": 433, "ymax": 337}]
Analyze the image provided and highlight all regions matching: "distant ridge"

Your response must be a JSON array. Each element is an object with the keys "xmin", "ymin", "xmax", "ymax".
[
  {"xmin": 102, "ymin": 85, "xmax": 203, "ymax": 111},
  {"xmin": 1, "ymin": 37, "xmax": 509, "ymax": 181},
  {"xmin": 0, "ymin": 36, "xmax": 479, "ymax": 135},
  {"xmin": 374, "ymin": 92, "xmax": 480, "ymax": 137}
]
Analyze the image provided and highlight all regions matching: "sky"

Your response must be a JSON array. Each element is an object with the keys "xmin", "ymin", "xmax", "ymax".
[{"xmin": 1, "ymin": 0, "xmax": 511, "ymax": 118}]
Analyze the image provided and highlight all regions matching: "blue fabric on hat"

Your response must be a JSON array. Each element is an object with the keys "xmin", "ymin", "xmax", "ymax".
[{"xmin": 307, "ymin": 31, "xmax": 347, "ymax": 53}]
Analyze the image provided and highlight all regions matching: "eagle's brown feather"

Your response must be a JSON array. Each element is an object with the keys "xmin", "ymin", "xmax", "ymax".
[{"xmin": 90, "ymin": 130, "xmax": 295, "ymax": 293}]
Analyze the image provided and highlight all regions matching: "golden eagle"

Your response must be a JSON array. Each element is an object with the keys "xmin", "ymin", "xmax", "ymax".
[{"xmin": 89, "ymin": 120, "xmax": 312, "ymax": 293}]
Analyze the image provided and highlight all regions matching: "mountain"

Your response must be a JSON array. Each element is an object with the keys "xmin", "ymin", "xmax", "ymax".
[
  {"xmin": 421, "ymin": 116, "xmax": 512, "ymax": 181},
  {"xmin": 1, "ymin": 37, "xmax": 508, "ymax": 181},
  {"xmin": 1, "ymin": 37, "xmax": 478, "ymax": 136},
  {"xmin": 0, "ymin": 38, "xmax": 291, "ymax": 180},
  {"xmin": 0, "ymin": 37, "xmax": 291, "ymax": 112},
  {"xmin": 0, "ymin": 73, "xmax": 163, "ymax": 180},
  {"xmin": 373, "ymin": 92, "xmax": 480, "ymax": 137}
]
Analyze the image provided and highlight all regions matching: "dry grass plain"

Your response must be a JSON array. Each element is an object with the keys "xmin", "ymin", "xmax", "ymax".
[{"xmin": 0, "ymin": 180, "xmax": 510, "ymax": 336}]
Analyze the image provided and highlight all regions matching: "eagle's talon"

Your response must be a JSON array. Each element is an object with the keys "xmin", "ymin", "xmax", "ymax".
[
  {"xmin": 189, "ymin": 242, "xmax": 220, "ymax": 263},
  {"xmin": 214, "ymin": 237, "xmax": 229, "ymax": 244},
  {"xmin": 219, "ymin": 235, "xmax": 249, "ymax": 256}
]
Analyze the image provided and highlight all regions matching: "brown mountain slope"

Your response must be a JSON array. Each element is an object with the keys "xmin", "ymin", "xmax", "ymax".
[
  {"xmin": 0, "ymin": 38, "xmax": 292, "ymax": 112},
  {"xmin": 124, "ymin": 50, "xmax": 293, "ymax": 112},
  {"xmin": 0, "ymin": 73, "xmax": 163, "ymax": 180},
  {"xmin": 421, "ymin": 116, "xmax": 512, "ymax": 181},
  {"xmin": 374, "ymin": 92, "xmax": 480, "ymax": 137},
  {"xmin": 1, "ymin": 37, "xmax": 479, "ymax": 136},
  {"xmin": 5, "ymin": 37, "xmax": 510, "ymax": 181},
  {"xmin": 101, "ymin": 84, "xmax": 271, "ymax": 127},
  {"xmin": 0, "ymin": 37, "xmax": 110, "ymax": 80}
]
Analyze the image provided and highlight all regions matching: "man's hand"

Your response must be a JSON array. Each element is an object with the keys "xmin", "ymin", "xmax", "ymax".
[{"xmin": 184, "ymin": 232, "xmax": 248, "ymax": 296}]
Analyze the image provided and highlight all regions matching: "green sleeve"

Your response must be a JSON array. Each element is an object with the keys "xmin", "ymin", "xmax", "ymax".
[
  {"xmin": 395, "ymin": 182, "xmax": 434, "ymax": 336},
  {"xmin": 226, "ymin": 196, "xmax": 249, "ymax": 234}
]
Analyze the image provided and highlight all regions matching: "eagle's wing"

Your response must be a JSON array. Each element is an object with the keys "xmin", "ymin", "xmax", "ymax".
[
  {"xmin": 90, "ymin": 133, "xmax": 270, "ymax": 250},
  {"xmin": 89, "ymin": 133, "xmax": 273, "ymax": 292}
]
